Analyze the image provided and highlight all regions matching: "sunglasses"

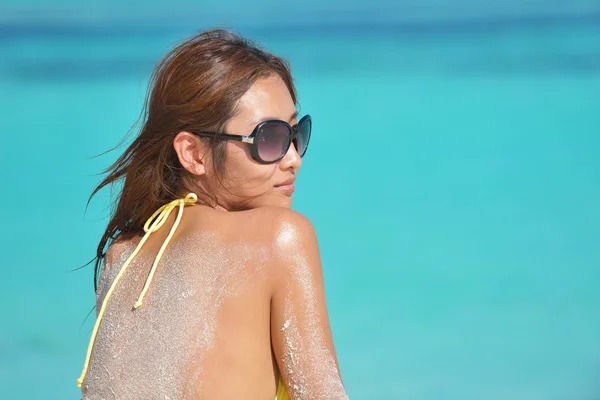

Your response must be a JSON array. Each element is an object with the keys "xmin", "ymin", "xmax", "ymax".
[{"xmin": 190, "ymin": 115, "xmax": 312, "ymax": 164}]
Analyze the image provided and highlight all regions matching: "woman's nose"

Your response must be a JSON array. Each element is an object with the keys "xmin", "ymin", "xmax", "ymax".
[{"xmin": 280, "ymin": 141, "xmax": 302, "ymax": 172}]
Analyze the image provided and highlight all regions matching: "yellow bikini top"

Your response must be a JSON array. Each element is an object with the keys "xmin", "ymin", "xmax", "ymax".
[{"xmin": 77, "ymin": 193, "xmax": 289, "ymax": 399}]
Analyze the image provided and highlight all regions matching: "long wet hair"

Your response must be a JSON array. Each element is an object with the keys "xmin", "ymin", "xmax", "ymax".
[{"xmin": 88, "ymin": 29, "xmax": 297, "ymax": 290}]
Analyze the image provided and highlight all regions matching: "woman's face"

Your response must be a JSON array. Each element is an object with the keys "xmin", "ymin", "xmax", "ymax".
[{"xmin": 213, "ymin": 74, "xmax": 302, "ymax": 210}]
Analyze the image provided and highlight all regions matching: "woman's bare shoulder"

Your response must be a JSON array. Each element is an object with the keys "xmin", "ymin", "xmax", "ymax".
[
  {"xmin": 173, "ymin": 207, "xmax": 319, "ymax": 297},
  {"xmin": 238, "ymin": 207, "xmax": 321, "ymax": 279},
  {"xmin": 183, "ymin": 205, "xmax": 314, "ymax": 242},
  {"xmin": 237, "ymin": 206, "xmax": 317, "ymax": 248},
  {"xmin": 104, "ymin": 232, "xmax": 140, "ymax": 266}
]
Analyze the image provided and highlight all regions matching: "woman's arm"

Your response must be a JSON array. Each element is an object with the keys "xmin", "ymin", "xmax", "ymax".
[{"xmin": 269, "ymin": 210, "xmax": 349, "ymax": 399}]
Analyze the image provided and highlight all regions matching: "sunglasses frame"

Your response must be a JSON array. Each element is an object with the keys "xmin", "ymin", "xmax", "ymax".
[{"xmin": 190, "ymin": 114, "xmax": 312, "ymax": 164}]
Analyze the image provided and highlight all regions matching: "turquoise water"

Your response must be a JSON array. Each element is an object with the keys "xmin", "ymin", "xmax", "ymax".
[{"xmin": 1, "ymin": 12, "xmax": 599, "ymax": 400}]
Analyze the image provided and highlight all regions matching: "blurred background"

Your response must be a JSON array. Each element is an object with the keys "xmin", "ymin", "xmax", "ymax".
[{"xmin": 1, "ymin": 0, "xmax": 599, "ymax": 399}]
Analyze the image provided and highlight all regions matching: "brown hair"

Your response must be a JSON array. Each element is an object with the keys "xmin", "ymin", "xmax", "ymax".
[{"xmin": 88, "ymin": 28, "xmax": 297, "ymax": 290}]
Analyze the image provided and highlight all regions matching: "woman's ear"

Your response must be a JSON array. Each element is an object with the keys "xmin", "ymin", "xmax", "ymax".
[{"xmin": 173, "ymin": 131, "xmax": 208, "ymax": 176}]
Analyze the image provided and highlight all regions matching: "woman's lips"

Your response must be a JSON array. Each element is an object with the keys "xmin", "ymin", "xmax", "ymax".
[{"xmin": 275, "ymin": 184, "xmax": 295, "ymax": 195}]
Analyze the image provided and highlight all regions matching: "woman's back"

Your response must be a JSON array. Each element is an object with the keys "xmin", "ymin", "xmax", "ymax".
[{"xmin": 83, "ymin": 206, "xmax": 282, "ymax": 399}]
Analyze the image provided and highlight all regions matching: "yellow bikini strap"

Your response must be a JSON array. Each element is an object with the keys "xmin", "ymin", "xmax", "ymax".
[{"xmin": 76, "ymin": 193, "xmax": 198, "ymax": 388}]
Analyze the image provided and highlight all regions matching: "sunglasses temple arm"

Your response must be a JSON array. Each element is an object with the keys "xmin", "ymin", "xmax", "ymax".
[{"xmin": 190, "ymin": 131, "xmax": 252, "ymax": 143}]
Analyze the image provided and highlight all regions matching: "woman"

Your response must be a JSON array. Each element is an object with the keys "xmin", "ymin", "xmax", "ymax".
[{"xmin": 77, "ymin": 29, "xmax": 349, "ymax": 399}]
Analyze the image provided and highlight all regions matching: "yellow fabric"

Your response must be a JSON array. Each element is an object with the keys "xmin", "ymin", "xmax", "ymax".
[
  {"xmin": 275, "ymin": 375, "xmax": 290, "ymax": 400},
  {"xmin": 77, "ymin": 193, "xmax": 289, "ymax": 398}
]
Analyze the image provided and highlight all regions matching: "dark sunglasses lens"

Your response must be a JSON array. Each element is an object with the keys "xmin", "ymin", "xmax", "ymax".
[
  {"xmin": 295, "ymin": 117, "xmax": 312, "ymax": 157},
  {"xmin": 257, "ymin": 122, "xmax": 291, "ymax": 162}
]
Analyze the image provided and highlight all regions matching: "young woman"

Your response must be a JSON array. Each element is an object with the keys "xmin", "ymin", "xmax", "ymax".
[{"xmin": 77, "ymin": 29, "xmax": 349, "ymax": 399}]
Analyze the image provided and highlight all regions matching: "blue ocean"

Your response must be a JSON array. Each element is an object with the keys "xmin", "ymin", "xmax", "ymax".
[{"xmin": 1, "ymin": 2, "xmax": 599, "ymax": 399}]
